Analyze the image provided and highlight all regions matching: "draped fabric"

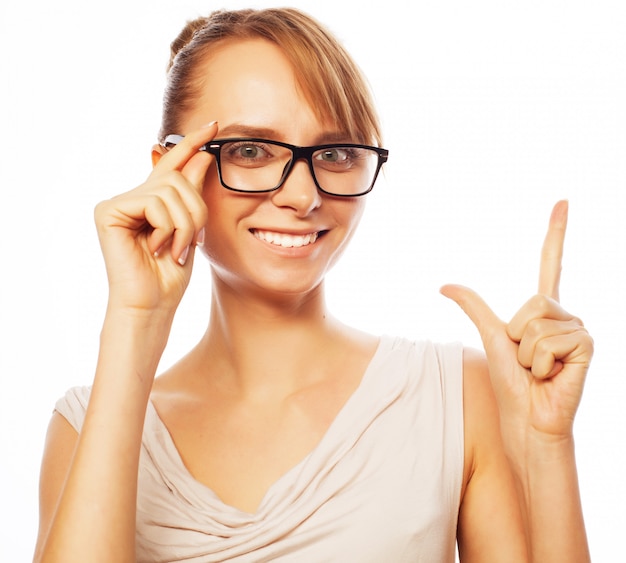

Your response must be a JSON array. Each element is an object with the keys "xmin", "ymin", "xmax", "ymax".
[{"xmin": 56, "ymin": 337, "xmax": 464, "ymax": 562}]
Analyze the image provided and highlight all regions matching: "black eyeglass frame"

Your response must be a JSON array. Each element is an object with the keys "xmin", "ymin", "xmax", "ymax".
[{"xmin": 162, "ymin": 134, "xmax": 389, "ymax": 197}]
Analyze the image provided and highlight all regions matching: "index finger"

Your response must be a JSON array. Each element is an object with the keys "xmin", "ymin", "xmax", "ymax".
[
  {"xmin": 157, "ymin": 121, "xmax": 218, "ymax": 173},
  {"xmin": 538, "ymin": 200, "xmax": 568, "ymax": 301}
]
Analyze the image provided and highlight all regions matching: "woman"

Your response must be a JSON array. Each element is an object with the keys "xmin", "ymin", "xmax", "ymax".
[{"xmin": 34, "ymin": 8, "xmax": 592, "ymax": 562}]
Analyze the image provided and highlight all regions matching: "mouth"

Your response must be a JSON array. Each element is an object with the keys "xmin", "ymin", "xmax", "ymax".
[{"xmin": 251, "ymin": 229, "xmax": 325, "ymax": 248}]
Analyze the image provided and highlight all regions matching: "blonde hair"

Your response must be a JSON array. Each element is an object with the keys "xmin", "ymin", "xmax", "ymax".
[{"xmin": 159, "ymin": 8, "xmax": 382, "ymax": 146}]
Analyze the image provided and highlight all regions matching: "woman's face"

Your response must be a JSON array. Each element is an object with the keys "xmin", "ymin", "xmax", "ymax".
[{"xmin": 180, "ymin": 38, "xmax": 367, "ymax": 299}]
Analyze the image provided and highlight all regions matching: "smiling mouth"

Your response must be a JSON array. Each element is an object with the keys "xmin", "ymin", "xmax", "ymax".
[{"xmin": 252, "ymin": 229, "xmax": 323, "ymax": 248}]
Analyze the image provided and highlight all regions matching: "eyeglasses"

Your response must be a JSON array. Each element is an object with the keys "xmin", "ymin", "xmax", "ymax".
[{"xmin": 162, "ymin": 135, "xmax": 389, "ymax": 197}]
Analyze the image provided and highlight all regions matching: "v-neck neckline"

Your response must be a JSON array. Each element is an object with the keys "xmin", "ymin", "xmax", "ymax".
[{"xmin": 144, "ymin": 336, "xmax": 400, "ymax": 519}]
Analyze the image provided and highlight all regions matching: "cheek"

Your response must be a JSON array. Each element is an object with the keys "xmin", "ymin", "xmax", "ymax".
[
  {"xmin": 199, "ymin": 179, "xmax": 258, "ymax": 260},
  {"xmin": 326, "ymin": 198, "xmax": 367, "ymax": 266},
  {"xmin": 201, "ymin": 167, "xmax": 242, "ymax": 237},
  {"xmin": 199, "ymin": 172, "xmax": 232, "ymax": 263},
  {"xmin": 338, "ymin": 197, "xmax": 367, "ymax": 234}
]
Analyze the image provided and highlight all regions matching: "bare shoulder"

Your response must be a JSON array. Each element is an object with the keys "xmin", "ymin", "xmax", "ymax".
[
  {"xmin": 460, "ymin": 347, "xmax": 494, "ymax": 488},
  {"xmin": 39, "ymin": 413, "xmax": 79, "ymax": 500},
  {"xmin": 462, "ymin": 348, "xmax": 497, "ymax": 442},
  {"xmin": 458, "ymin": 347, "xmax": 528, "ymax": 561},
  {"xmin": 462, "ymin": 346, "xmax": 489, "ymax": 387},
  {"xmin": 34, "ymin": 413, "xmax": 79, "ymax": 560}
]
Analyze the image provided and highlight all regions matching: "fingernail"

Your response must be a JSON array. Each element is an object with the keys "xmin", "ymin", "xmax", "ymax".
[
  {"xmin": 201, "ymin": 120, "xmax": 217, "ymax": 128},
  {"xmin": 178, "ymin": 246, "xmax": 190, "ymax": 266},
  {"xmin": 196, "ymin": 227, "xmax": 205, "ymax": 247}
]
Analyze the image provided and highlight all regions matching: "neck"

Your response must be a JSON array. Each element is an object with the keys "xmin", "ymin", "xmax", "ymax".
[{"xmin": 195, "ymin": 272, "xmax": 343, "ymax": 399}]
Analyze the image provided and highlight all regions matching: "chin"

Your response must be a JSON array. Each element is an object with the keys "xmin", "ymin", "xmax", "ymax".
[
  {"xmin": 208, "ymin": 260, "xmax": 327, "ymax": 301},
  {"xmin": 249, "ymin": 268, "xmax": 328, "ymax": 300}
]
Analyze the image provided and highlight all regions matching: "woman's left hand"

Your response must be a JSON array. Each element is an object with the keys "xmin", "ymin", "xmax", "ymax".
[{"xmin": 441, "ymin": 200, "xmax": 593, "ymax": 441}]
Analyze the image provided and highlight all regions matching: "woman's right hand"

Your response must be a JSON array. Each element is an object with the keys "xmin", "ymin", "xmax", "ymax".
[
  {"xmin": 33, "ymin": 126, "xmax": 218, "ymax": 563},
  {"xmin": 94, "ymin": 122, "xmax": 217, "ymax": 316}
]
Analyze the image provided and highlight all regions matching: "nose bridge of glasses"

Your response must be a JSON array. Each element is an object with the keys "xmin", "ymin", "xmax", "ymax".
[{"xmin": 276, "ymin": 145, "xmax": 316, "ymax": 187}]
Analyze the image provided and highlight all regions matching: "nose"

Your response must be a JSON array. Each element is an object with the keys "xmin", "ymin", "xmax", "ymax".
[{"xmin": 270, "ymin": 159, "xmax": 322, "ymax": 217}]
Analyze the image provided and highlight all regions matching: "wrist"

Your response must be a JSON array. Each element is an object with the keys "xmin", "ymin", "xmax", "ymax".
[
  {"xmin": 503, "ymin": 428, "xmax": 588, "ymax": 562},
  {"xmin": 502, "ymin": 423, "xmax": 577, "ymax": 474},
  {"xmin": 96, "ymin": 306, "xmax": 174, "ymax": 390},
  {"xmin": 102, "ymin": 300, "xmax": 174, "ymax": 330},
  {"xmin": 526, "ymin": 430, "xmax": 576, "ymax": 465}
]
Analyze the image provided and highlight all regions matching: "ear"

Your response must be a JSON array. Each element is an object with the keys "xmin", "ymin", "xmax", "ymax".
[{"xmin": 151, "ymin": 144, "xmax": 167, "ymax": 168}]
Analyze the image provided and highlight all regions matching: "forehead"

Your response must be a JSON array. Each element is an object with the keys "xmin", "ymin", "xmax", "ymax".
[{"xmin": 183, "ymin": 38, "xmax": 332, "ymax": 143}]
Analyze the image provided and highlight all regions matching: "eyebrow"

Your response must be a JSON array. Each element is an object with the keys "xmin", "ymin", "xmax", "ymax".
[{"xmin": 216, "ymin": 123, "xmax": 355, "ymax": 145}]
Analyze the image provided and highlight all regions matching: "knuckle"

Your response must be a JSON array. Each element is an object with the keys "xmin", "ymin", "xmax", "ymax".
[
  {"xmin": 149, "ymin": 170, "xmax": 181, "ymax": 191},
  {"xmin": 529, "ymin": 294, "xmax": 552, "ymax": 315},
  {"xmin": 535, "ymin": 337, "xmax": 552, "ymax": 357},
  {"xmin": 157, "ymin": 182, "xmax": 181, "ymax": 200},
  {"xmin": 580, "ymin": 330, "xmax": 595, "ymax": 354},
  {"xmin": 524, "ymin": 317, "xmax": 544, "ymax": 340},
  {"xmin": 516, "ymin": 347, "xmax": 533, "ymax": 369},
  {"xmin": 145, "ymin": 193, "xmax": 167, "ymax": 209},
  {"xmin": 587, "ymin": 335, "xmax": 595, "ymax": 356},
  {"xmin": 93, "ymin": 200, "xmax": 107, "ymax": 221},
  {"xmin": 180, "ymin": 217, "xmax": 196, "ymax": 235}
]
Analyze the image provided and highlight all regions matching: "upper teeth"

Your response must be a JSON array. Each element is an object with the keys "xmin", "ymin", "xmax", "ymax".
[{"xmin": 254, "ymin": 229, "xmax": 319, "ymax": 248}]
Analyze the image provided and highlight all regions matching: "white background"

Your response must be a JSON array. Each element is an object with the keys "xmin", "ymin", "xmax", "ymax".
[{"xmin": 1, "ymin": 0, "xmax": 624, "ymax": 560}]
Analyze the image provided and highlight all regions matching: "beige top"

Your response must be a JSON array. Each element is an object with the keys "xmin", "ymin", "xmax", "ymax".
[{"xmin": 56, "ymin": 336, "xmax": 464, "ymax": 562}]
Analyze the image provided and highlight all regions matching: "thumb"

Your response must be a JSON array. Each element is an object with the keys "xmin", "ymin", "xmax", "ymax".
[{"xmin": 440, "ymin": 284, "xmax": 504, "ymax": 347}]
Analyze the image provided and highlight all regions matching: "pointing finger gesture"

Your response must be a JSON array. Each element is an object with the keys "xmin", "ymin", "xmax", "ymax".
[
  {"xmin": 537, "ymin": 200, "xmax": 567, "ymax": 301},
  {"xmin": 441, "ymin": 201, "xmax": 593, "ymax": 438}
]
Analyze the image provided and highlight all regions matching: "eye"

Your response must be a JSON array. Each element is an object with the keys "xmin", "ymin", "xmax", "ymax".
[
  {"xmin": 314, "ymin": 147, "xmax": 365, "ymax": 171},
  {"xmin": 238, "ymin": 145, "xmax": 261, "ymax": 159},
  {"xmin": 218, "ymin": 141, "xmax": 284, "ymax": 170},
  {"xmin": 318, "ymin": 148, "xmax": 348, "ymax": 163},
  {"xmin": 224, "ymin": 142, "xmax": 271, "ymax": 161}
]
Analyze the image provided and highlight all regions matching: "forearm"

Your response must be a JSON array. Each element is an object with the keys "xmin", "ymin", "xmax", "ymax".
[
  {"xmin": 508, "ymin": 431, "xmax": 590, "ymax": 563},
  {"xmin": 39, "ymin": 309, "xmax": 173, "ymax": 562}
]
